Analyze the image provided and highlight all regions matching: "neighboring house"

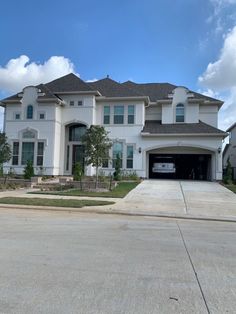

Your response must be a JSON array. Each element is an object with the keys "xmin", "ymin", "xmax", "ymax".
[
  {"xmin": 223, "ymin": 122, "xmax": 236, "ymax": 178},
  {"xmin": 0, "ymin": 73, "xmax": 227, "ymax": 180}
]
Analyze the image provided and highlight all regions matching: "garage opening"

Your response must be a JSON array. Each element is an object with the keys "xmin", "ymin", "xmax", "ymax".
[{"xmin": 149, "ymin": 154, "xmax": 211, "ymax": 180}]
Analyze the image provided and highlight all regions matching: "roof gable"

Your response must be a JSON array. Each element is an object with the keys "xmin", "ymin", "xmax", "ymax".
[
  {"xmin": 122, "ymin": 81, "xmax": 221, "ymax": 103},
  {"xmin": 45, "ymin": 73, "xmax": 94, "ymax": 93},
  {"xmin": 88, "ymin": 78, "xmax": 143, "ymax": 98}
]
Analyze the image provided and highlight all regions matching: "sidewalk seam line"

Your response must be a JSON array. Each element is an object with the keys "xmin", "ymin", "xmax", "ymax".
[
  {"xmin": 177, "ymin": 221, "xmax": 210, "ymax": 314},
  {"xmin": 179, "ymin": 181, "xmax": 188, "ymax": 214}
]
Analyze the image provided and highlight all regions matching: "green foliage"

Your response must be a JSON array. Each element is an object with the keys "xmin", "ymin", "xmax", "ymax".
[
  {"xmin": 24, "ymin": 160, "xmax": 34, "ymax": 179},
  {"xmin": 113, "ymin": 154, "xmax": 122, "ymax": 181},
  {"xmin": 0, "ymin": 164, "xmax": 3, "ymax": 177},
  {"xmin": 0, "ymin": 132, "xmax": 11, "ymax": 166},
  {"xmin": 82, "ymin": 125, "xmax": 112, "ymax": 188},
  {"xmin": 223, "ymin": 158, "xmax": 233, "ymax": 184},
  {"xmin": 73, "ymin": 162, "xmax": 83, "ymax": 181}
]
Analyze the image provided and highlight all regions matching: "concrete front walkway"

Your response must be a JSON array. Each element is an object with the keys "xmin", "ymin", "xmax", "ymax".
[{"xmin": 112, "ymin": 180, "xmax": 236, "ymax": 219}]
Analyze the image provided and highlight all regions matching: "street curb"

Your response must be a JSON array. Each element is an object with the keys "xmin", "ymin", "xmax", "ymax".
[{"xmin": 0, "ymin": 204, "xmax": 235, "ymax": 223}]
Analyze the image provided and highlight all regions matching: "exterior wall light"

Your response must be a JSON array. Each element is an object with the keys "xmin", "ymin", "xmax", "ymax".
[
  {"xmin": 218, "ymin": 147, "xmax": 221, "ymax": 154},
  {"xmin": 138, "ymin": 147, "xmax": 142, "ymax": 153}
]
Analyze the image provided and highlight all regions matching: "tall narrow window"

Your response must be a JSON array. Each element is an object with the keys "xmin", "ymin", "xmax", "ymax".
[
  {"xmin": 176, "ymin": 103, "xmax": 184, "ymax": 122},
  {"xmin": 26, "ymin": 105, "xmax": 33, "ymax": 119},
  {"xmin": 66, "ymin": 145, "xmax": 70, "ymax": 171},
  {"xmin": 12, "ymin": 142, "xmax": 19, "ymax": 165},
  {"xmin": 21, "ymin": 142, "xmax": 34, "ymax": 165},
  {"xmin": 112, "ymin": 142, "xmax": 123, "ymax": 168},
  {"xmin": 128, "ymin": 105, "xmax": 135, "ymax": 124},
  {"xmin": 37, "ymin": 142, "xmax": 44, "ymax": 166},
  {"xmin": 114, "ymin": 106, "xmax": 124, "ymax": 124},
  {"xmin": 103, "ymin": 106, "xmax": 110, "ymax": 124},
  {"xmin": 126, "ymin": 146, "xmax": 134, "ymax": 169}
]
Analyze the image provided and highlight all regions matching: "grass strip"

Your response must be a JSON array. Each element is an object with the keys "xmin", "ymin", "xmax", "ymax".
[{"xmin": 0, "ymin": 197, "xmax": 115, "ymax": 208}]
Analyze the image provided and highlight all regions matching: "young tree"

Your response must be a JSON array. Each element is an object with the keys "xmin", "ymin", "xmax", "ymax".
[
  {"xmin": 82, "ymin": 125, "xmax": 112, "ymax": 189},
  {"xmin": 0, "ymin": 132, "xmax": 11, "ymax": 172},
  {"xmin": 113, "ymin": 154, "xmax": 122, "ymax": 181}
]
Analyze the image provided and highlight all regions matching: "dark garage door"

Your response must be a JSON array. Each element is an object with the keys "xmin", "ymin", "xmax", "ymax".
[{"xmin": 149, "ymin": 154, "xmax": 211, "ymax": 180}]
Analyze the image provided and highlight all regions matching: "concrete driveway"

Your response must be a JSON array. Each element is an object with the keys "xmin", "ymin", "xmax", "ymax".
[{"xmin": 114, "ymin": 180, "xmax": 236, "ymax": 218}]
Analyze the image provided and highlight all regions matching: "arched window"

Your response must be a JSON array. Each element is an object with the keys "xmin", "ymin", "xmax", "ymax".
[
  {"xmin": 69, "ymin": 124, "xmax": 87, "ymax": 141},
  {"xmin": 176, "ymin": 103, "xmax": 184, "ymax": 122},
  {"xmin": 26, "ymin": 105, "xmax": 33, "ymax": 119}
]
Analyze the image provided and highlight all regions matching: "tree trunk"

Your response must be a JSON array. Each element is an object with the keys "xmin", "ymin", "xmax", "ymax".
[{"xmin": 95, "ymin": 166, "xmax": 99, "ymax": 189}]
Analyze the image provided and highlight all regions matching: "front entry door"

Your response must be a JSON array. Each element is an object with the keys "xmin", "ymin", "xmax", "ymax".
[{"xmin": 72, "ymin": 145, "xmax": 84, "ymax": 173}]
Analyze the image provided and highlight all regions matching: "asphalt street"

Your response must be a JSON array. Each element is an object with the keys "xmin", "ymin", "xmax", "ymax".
[{"xmin": 0, "ymin": 209, "xmax": 235, "ymax": 314}]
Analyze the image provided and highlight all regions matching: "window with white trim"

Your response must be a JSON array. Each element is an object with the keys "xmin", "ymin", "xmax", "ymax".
[
  {"xmin": 114, "ymin": 106, "xmax": 124, "ymax": 124},
  {"xmin": 15, "ymin": 113, "xmax": 21, "ymax": 120},
  {"xmin": 176, "ymin": 103, "xmax": 185, "ymax": 122},
  {"xmin": 12, "ymin": 142, "xmax": 19, "ymax": 165},
  {"xmin": 128, "ymin": 105, "xmax": 135, "ymax": 124},
  {"xmin": 126, "ymin": 146, "xmax": 134, "ymax": 169},
  {"xmin": 69, "ymin": 101, "xmax": 74, "ymax": 106},
  {"xmin": 26, "ymin": 105, "xmax": 33, "ymax": 119},
  {"xmin": 103, "ymin": 106, "xmax": 110, "ymax": 124},
  {"xmin": 21, "ymin": 142, "xmax": 35, "ymax": 165},
  {"xmin": 112, "ymin": 142, "xmax": 123, "ymax": 168},
  {"xmin": 37, "ymin": 142, "xmax": 44, "ymax": 166},
  {"xmin": 78, "ymin": 100, "xmax": 83, "ymax": 106}
]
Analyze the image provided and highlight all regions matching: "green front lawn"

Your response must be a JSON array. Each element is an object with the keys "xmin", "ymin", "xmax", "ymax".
[
  {"xmin": 0, "ymin": 197, "xmax": 114, "ymax": 208},
  {"xmin": 30, "ymin": 181, "xmax": 140, "ymax": 198}
]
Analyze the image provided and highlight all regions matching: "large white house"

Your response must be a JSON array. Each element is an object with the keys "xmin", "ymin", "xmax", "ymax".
[{"xmin": 0, "ymin": 73, "xmax": 227, "ymax": 180}]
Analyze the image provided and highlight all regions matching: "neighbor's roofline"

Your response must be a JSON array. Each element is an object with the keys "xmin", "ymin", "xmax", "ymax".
[{"xmin": 226, "ymin": 122, "xmax": 236, "ymax": 132}]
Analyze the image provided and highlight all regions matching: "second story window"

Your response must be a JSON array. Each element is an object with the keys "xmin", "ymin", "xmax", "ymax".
[
  {"xmin": 39, "ymin": 113, "xmax": 45, "ymax": 120},
  {"xmin": 103, "ymin": 106, "xmax": 110, "ymax": 124},
  {"xmin": 78, "ymin": 100, "xmax": 83, "ymax": 106},
  {"xmin": 128, "ymin": 105, "xmax": 135, "ymax": 124},
  {"xmin": 114, "ymin": 106, "xmax": 124, "ymax": 124},
  {"xmin": 176, "ymin": 103, "xmax": 185, "ymax": 123},
  {"xmin": 70, "ymin": 101, "xmax": 74, "ymax": 106},
  {"xmin": 26, "ymin": 105, "xmax": 33, "ymax": 119},
  {"xmin": 15, "ymin": 113, "xmax": 21, "ymax": 120}
]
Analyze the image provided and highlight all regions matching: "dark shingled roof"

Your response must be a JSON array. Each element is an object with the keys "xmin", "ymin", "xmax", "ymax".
[
  {"xmin": 142, "ymin": 120, "xmax": 226, "ymax": 135},
  {"xmin": 45, "ymin": 73, "xmax": 94, "ymax": 92},
  {"xmin": 1, "ymin": 74, "xmax": 223, "ymax": 104},
  {"xmin": 122, "ymin": 81, "xmax": 221, "ymax": 102},
  {"xmin": 88, "ymin": 78, "xmax": 143, "ymax": 98}
]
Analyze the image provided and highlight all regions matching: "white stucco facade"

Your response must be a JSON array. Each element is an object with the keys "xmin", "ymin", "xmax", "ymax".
[{"xmin": 1, "ymin": 76, "xmax": 226, "ymax": 181}]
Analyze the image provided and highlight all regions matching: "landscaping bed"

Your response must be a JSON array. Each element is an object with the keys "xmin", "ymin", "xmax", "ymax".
[
  {"xmin": 30, "ymin": 181, "xmax": 140, "ymax": 198},
  {"xmin": 0, "ymin": 197, "xmax": 115, "ymax": 208},
  {"xmin": 222, "ymin": 183, "xmax": 236, "ymax": 194}
]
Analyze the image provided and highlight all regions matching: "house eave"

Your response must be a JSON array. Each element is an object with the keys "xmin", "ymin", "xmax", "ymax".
[
  {"xmin": 96, "ymin": 96, "xmax": 150, "ymax": 103},
  {"xmin": 141, "ymin": 132, "xmax": 228, "ymax": 138},
  {"xmin": 54, "ymin": 90, "xmax": 101, "ymax": 96}
]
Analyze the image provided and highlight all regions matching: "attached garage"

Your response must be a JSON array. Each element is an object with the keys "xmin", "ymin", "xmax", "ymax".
[{"xmin": 149, "ymin": 153, "xmax": 212, "ymax": 180}]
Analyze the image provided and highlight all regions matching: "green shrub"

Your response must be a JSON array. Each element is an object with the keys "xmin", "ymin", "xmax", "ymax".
[
  {"xmin": 223, "ymin": 158, "xmax": 233, "ymax": 185},
  {"xmin": 73, "ymin": 162, "xmax": 83, "ymax": 181},
  {"xmin": 24, "ymin": 160, "xmax": 34, "ymax": 179}
]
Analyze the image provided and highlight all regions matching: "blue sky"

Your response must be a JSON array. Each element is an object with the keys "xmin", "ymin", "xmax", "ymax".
[{"xmin": 0, "ymin": 0, "xmax": 236, "ymax": 130}]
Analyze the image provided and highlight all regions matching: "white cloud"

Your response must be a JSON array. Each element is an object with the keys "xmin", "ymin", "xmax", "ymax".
[
  {"xmin": 199, "ymin": 26, "xmax": 236, "ymax": 130},
  {"xmin": 0, "ymin": 55, "xmax": 77, "ymax": 93},
  {"xmin": 199, "ymin": 26, "xmax": 236, "ymax": 90}
]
